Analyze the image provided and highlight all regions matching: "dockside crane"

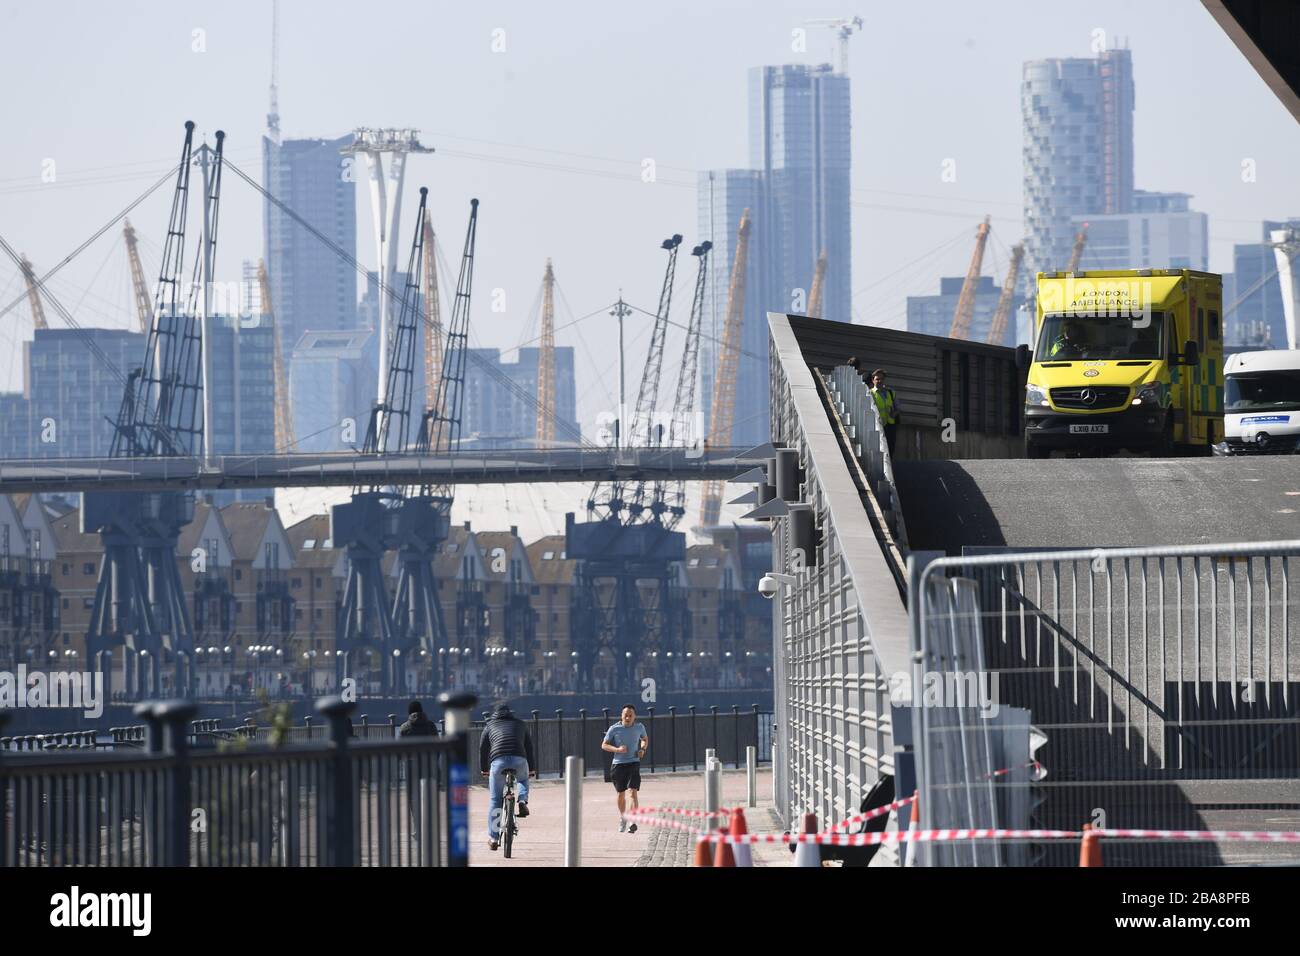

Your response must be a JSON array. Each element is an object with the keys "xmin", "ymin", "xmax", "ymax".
[
  {"xmin": 122, "ymin": 220, "xmax": 153, "ymax": 334},
  {"xmin": 19, "ymin": 255, "xmax": 49, "ymax": 330},
  {"xmin": 567, "ymin": 233, "xmax": 688, "ymax": 693},
  {"xmin": 535, "ymin": 259, "xmax": 557, "ymax": 446},
  {"xmin": 586, "ymin": 235, "xmax": 682, "ymax": 525},
  {"xmin": 699, "ymin": 209, "xmax": 751, "ymax": 529},
  {"xmin": 84, "ymin": 121, "xmax": 220, "ymax": 699},
  {"xmin": 948, "ymin": 215, "xmax": 991, "ymax": 340},
  {"xmin": 391, "ymin": 197, "xmax": 480, "ymax": 690},
  {"xmin": 986, "ymin": 243, "xmax": 1024, "ymax": 347},
  {"xmin": 333, "ymin": 187, "xmax": 436, "ymax": 696},
  {"xmin": 807, "ymin": 248, "xmax": 827, "ymax": 318},
  {"xmin": 256, "ymin": 259, "xmax": 295, "ymax": 450}
]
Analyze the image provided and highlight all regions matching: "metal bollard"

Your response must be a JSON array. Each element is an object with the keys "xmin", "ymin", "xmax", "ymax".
[
  {"xmin": 564, "ymin": 755, "xmax": 584, "ymax": 867},
  {"xmin": 439, "ymin": 691, "xmax": 477, "ymax": 868},
  {"xmin": 704, "ymin": 759, "xmax": 720, "ymax": 832},
  {"xmin": 746, "ymin": 746, "xmax": 756, "ymax": 808}
]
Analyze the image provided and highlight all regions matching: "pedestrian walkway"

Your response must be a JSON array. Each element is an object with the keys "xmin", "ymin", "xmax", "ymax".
[{"xmin": 469, "ymin": 768, "xmax": 777, "ymax": 867}]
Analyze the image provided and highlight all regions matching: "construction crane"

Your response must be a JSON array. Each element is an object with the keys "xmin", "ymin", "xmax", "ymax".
[
  {"xmin": 534, "ymin": 259, "xmax": 556, "ymax": 446},
  {"xmin": 421, "ymin": 218, "xmax": 442, "ymax": 416},
  {"xmin": 986, "ymin": 243, "xmax": 1024, "ymax": 347},
  {"xmin": 19, "ymin": 255, "xmax": 48, "ymax": 330},
  {"xmin": 805, "ymin": 16, "xmax": 864, "ymax": 74},
  {"xmin": 122, "ymin": 220, "xmax": 152, "ymax": 334},
  {"xmin": 699, "ymin": 210, "xmax": 752, "ymax": 529},
  {"xmin": 948, "ymin": 215, "xmax": 992, "ymax": 340},
  {"xmin": 256, "ymin": 259, "xmax": 294, "ymax": 450},
  {"xmin": 807, "ymin": 248, "xmax": 827, "ymax": 318},
  {"xmin": 1067, "ymin": 222, "xmax": 1089, "ymax": 273}
]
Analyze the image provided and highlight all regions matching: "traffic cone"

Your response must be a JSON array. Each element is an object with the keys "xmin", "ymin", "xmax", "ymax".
[
  {"xmin": 729, "ymin": 807, "xmax": 753, "ymax": 868},
  {"xmin": 792, "ymin": 811, "xmax": 820, "ymax": 867},
  {"xmin": 903, "ymin": 792, "xmax": 920, "ymax": 867},
  {"xmin": 713, "ymin": 829, "xmax": 736, "ymax": 867},
  {"xmin": 1079, "ymin": 824, "xmax": 1103, "ymax": 867},
  {"xmin": 693, "ymin": 833, "xmax": 714, "ymax": 867}
]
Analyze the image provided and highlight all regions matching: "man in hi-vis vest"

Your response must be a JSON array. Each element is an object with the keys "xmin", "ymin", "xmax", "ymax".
[{"xmin": 870, "ymin": 368, "xmax": 900, "ymax": 456}]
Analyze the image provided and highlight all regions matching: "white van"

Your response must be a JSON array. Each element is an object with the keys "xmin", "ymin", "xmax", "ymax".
[{"xmin": 1215, "ymin": 349, "xmax": 1300, "ymax": 455}]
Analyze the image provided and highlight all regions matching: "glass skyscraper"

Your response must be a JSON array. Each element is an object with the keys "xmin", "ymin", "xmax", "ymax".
[
  {"xmin": 262, "ymin": 134, "xmax": 358, "ymax": 362},
  {"xmin": 699, "ymin": 63, "xmax": 851, "ymax": 450},
  {"xmin": 1022, "ymin": 48, "xmax": 1135, "ymax": 290}
]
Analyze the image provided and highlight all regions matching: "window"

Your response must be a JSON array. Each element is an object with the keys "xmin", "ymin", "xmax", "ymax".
[
  {"xmin": 83, "ymin": 562, "xmax": 95, "ymax": 576},
  {"xmin": 302, "ymin": 538, "xmax": 317, "ymax": 550},
  {"xmin": 235, "ymin": 569, "xmax": 242, "ymax": 581},
  {"xmin": 1209, "ymin": 310, "xmax": 1220, "ymax": 340},
  {"xmin": 315, "ymin": 577, "xmax": 322, "ymax": 588},
  {"xmin": 61, "ymin": 563, "xmax": 69, "ymax": 575},
  {"xmin": 542, "ymin": 551, "xmax": 554, "ymax": 560},
  {"xmin": 291, "ymin": 577, "xmax": 302, "ymax": 589}
]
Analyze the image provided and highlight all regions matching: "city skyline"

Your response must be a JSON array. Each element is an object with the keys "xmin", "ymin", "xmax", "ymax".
[{"xmin": 2, "ymin": 1, "xmax": 1299, "ymax": 440}]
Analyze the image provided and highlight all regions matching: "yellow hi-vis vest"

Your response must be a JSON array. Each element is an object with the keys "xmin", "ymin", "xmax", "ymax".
[{"xmin": 871, "ymin": 386, "xmax": 898, "ymax": 426}]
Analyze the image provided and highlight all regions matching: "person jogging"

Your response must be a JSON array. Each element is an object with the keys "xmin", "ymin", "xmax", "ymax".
[{"xmin": 601, "ymin": 704, "xmax": 648, "ymax": 833}]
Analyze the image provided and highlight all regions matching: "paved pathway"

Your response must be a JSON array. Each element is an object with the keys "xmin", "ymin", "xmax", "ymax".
[{"xmin": 469, "ymin": 768, "xmax": 782, "ymax": 867}]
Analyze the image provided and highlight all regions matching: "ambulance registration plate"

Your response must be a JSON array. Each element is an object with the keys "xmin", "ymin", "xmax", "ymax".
[{"xmin": 1069, "ymin": 424, "xmax": 1109, "ymax": 434}]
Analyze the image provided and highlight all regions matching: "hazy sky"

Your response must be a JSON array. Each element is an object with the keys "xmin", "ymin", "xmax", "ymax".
[{"xmin": 2, "ymin": 0, "xmax": 1298, "ymax": 433}]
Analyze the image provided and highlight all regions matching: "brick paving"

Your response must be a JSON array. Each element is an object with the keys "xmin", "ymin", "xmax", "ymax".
[{"xmin": 469, "ymin": 768, "xmax": 779, "ymax": 867}]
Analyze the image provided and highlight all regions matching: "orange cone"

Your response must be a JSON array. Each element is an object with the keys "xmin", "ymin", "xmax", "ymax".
[
  {"xmin": 694, "ymin": 833, "xmax": 714, "ymax": 867},
  {"xmin": 792, "ymin": 811, "xmax": 820, "ymax": 867},
  {"xmin": 713, "ymin": 830, "xmax": 736, "ymax": 867},
  {"xmin": 903, "ymin": 792, "xmax": 920, "ymax": 867},
  {"xmin": 1079, "ymin": 824, "xmax": 1103, "ymax": 867},
  {"xmin": 729, "ymin": 808, "xmax": 753, "ymax": 868}
]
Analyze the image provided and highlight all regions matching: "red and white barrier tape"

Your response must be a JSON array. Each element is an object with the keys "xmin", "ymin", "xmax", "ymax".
[
  {"xmin": 697, "ymin": 827, "xmax": 1300, "ymax": 846},
  {"xmin": 830, "ymin": 761, "xmax": 1043, "ymax": 832},
  {"xmin": 628, "ymin": 805, "xmax": 732, "ymax": 820}
]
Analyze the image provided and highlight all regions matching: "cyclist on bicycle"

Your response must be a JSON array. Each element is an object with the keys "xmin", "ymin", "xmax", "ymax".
[{"xmin": 479, "ymin": 703, "xmax": 536, "ymax": 851}]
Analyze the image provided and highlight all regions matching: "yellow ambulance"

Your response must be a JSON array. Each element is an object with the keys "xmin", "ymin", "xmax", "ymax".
[{"xmin": 1021, "ymin": 269, "xmax": 1223, "ymax": 458}]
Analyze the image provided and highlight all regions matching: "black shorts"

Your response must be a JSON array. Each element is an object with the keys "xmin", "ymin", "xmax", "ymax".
[{"xmin": 611, "ymin": 762, "xmax": 641, "ymax": 793}]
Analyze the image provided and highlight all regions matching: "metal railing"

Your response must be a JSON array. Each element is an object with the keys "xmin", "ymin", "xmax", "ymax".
[
  {"xmin": 0, "ymin": 694, "xmax": 477, "ymax": 867},
  {"xmin": 767, "ymin": 314, "xmax": 913, "ymax": 849},
  {"xmin": 911, "ymin": 540, "xmax": 1300, "ymax": 866}
]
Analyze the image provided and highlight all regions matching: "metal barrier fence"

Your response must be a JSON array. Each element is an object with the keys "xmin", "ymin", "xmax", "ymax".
[
  {"xmin": 911, "ymin": 541, "xmax": 1300, "ymax": 867},
  {"xmin": 0, "ymin": 694, "xmax": 477, "ymax": 867}
]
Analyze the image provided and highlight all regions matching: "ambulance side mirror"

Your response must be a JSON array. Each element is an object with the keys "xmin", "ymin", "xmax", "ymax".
[{"xmin": 1182, "ymin": 340, "xmax": 1199, "ymax": 367}]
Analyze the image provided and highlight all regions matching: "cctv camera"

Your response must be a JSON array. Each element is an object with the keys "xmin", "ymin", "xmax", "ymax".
[{"xmin": 758, "ymin": 574, "xmax": 779, "ymax": 599}]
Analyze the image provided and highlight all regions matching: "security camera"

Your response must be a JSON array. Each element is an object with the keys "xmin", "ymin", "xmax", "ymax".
[{"xmin": 758, "ymin": 574, "xmax": 780, "ymax": 599}]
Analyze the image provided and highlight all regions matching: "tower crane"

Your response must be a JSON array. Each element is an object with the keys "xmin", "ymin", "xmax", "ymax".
[
  {"xmin": 122, "ymin": 220, "xmax": 153, "ymax": 333},
  {"xmin": 535, "ymin": 259, "xmax": 557, "ymax": 446},
  {"xmin": 805, "ymin": 16, "xmax": 864, "ymax": 74},
  {"xmin": 699, "ymin": 209, "xmax": 751, "ymax": 529},
  {"xmin": 421, "ymin": 218, "xmax": 443, "ymax": 416},
  {"xmin": 19, "ymin": 255, "xmax": 49, "ymax": 330},
  {"xmin": 807, "ymin": 248, "xmax": 827, "ymax": 318},
  {"xmin": 256, "ymin": 259, "xmax": 294, "ymax": 450},
  {"xmin": 1067, "ymin": 222, "xmax": 1089, "ymax": 273},
  {"xmin": 948, "ymin": 215, "xmax": 991, "ymax": 340},
  {"xmin": 986, "ymin": 243, "xmax": 1024, "ymax": 347}
]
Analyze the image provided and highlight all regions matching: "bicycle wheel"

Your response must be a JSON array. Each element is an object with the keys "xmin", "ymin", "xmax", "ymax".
[{"xmin": 502, "ymin": 784, "xmax": 516, "ymax": 859}]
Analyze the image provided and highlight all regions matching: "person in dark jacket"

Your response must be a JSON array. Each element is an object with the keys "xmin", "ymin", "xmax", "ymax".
[
  {"xmin": 479, "ymin": 704, "xmax": 536, "ymax": 850},
  {"xmin": 398, "ymin": 700, "xmax": 437, "ymax": 737}
]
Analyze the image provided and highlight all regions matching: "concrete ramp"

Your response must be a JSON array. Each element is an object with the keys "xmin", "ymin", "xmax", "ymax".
[{"xmin": 894, "ymin": 457, "xmax": 1300, "ymax": 554}]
